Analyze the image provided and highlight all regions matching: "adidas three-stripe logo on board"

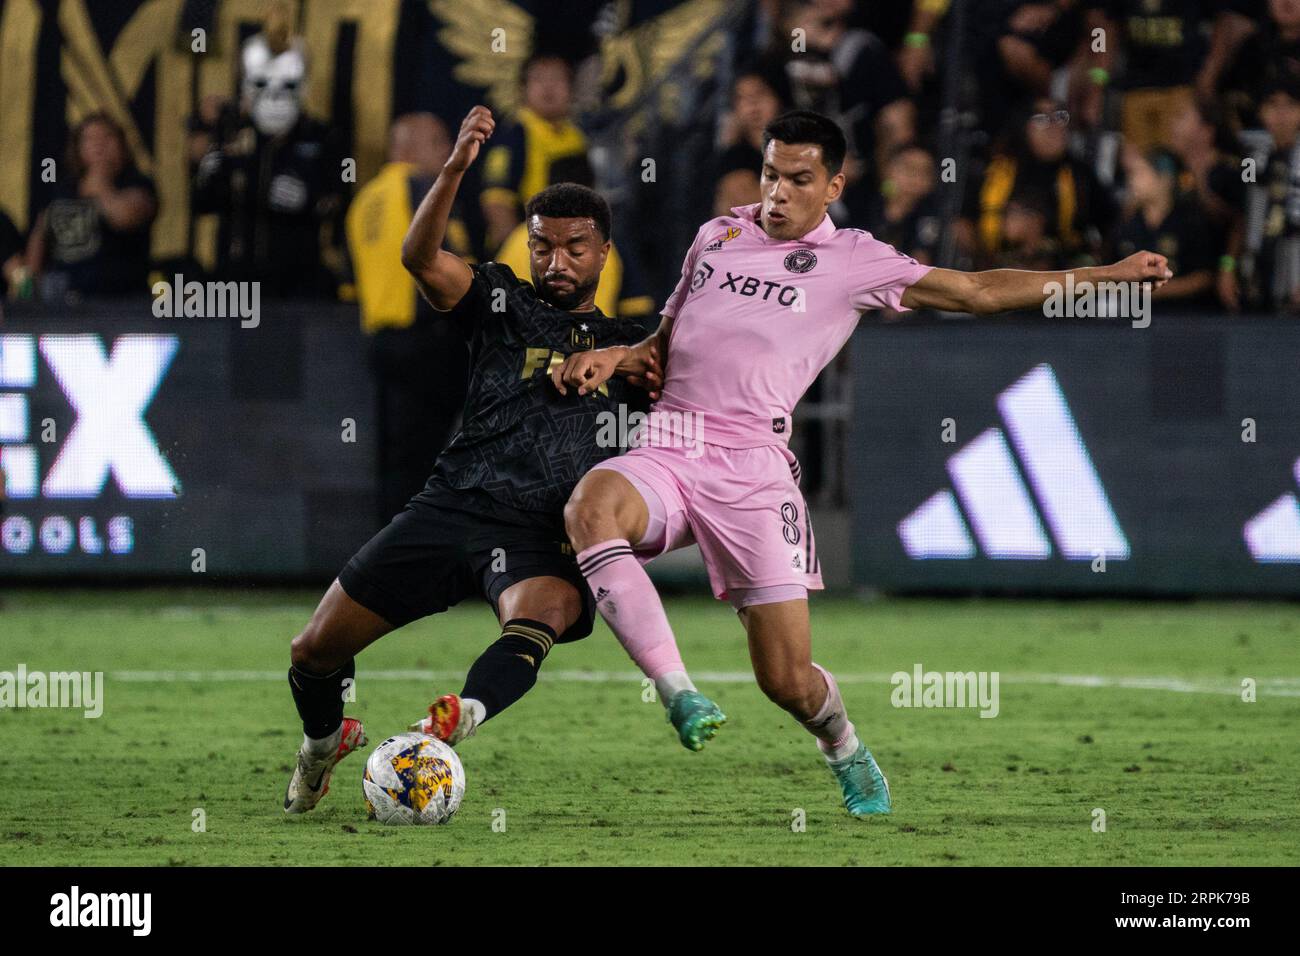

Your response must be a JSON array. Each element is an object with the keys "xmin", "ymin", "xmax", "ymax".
[{"xmin": 898, "ymin": 364, "xmax": 1130, "ymax": 561}]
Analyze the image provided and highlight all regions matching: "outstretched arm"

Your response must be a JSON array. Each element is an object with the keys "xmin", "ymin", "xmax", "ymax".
[
  {"xmin": 899, "ymin": 250, "xmax": 1173, "ymax": 315},
  {"xmin": 400, "ymin": 106, "xmax": 495, "ymax": 311},
  {"xmin": 551, "ymin": 314, "xmax": 671, "ymax": 398}
]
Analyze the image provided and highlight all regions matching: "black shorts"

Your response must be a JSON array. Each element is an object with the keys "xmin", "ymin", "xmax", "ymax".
[{"xmin": 338, "ymin": 480, "xmax": 595, "ymax": 642}]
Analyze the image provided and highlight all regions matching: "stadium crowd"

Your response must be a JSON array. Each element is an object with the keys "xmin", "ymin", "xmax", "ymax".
[
  {"xmin": 3, "ymin": 0, "xmax": 1298, "ymax": 314},
  {"xmin": 2, "ymin": 0, "xmax": 1298, "ymax": 512}
]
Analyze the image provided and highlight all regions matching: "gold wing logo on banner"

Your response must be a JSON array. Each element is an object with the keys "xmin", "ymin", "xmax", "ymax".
[
  {"xmin": 58, "ymin": 0, "xmax": 168, "ymax": 177},
  {"xmin": 428, "ymin": 0, "xmax": 535, "ymax": 118},
  {"xmin": 0, "ymin": 0, "xmax": 189, "ymax": 241},
  {"xmin": 599, "ymin": 0, "xmax": 725, "ymax": 115},
  {"xmin": 429, "ymin": 0, "xmax": 723, "ymax": 121}
]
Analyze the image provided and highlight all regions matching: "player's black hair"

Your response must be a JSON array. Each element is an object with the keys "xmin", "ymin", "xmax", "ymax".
[
  {"xmin": 524, "ymin": 182, "xmax": 611, "ymax": 241},
  {"xmin": 761, "ymin": 109, "xmax": 847, "ymax": 176}
]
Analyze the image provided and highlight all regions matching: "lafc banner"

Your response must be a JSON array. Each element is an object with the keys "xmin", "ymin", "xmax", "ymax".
[
  {"xmin": 850, "ymin": 316, "xmax": 1300, "ymax": 597},
  {"xmin": 0, "ymin": 0, "xmax": 724, "ymax": 264},
  {"xmin": 0, "ymin": 0, "xmax": 432, "ymax": 262}
]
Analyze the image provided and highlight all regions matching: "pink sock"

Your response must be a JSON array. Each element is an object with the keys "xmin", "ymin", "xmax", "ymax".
[
  {"xmin": 577, "ymin": 539, "xmax": 684, "ymax": 680},
  {"xmin": 803, "ymin": 663, "xmax": 859, "ymax": 761}
]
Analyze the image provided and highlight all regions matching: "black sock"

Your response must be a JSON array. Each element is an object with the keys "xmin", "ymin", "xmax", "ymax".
[
  {"xmin": 461, "ymin": 618, "xmax": 556, "ymax": 721},
  {"xmin": 288, "ymin": 659, "xmax": 354, "ymax": 740}
]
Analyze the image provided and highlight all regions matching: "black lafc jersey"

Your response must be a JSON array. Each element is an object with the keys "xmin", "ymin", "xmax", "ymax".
[{"xmin": 433, "ymin": 262, "xmax": 650, "ymax": 516}]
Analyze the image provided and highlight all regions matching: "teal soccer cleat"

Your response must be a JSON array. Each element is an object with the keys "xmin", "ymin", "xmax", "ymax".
[
  {"xmin": 828, "ymin": 742, "xmax": 892, "ymax": 816},
  {"xmin": 665, "ymin": 690, "xmax": 726, "ymax": 751}
]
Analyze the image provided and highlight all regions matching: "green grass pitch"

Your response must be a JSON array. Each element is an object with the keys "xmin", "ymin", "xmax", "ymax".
[{"xmin": 1, "ymin": 589, "xmax": 1297, "ymax": 866}]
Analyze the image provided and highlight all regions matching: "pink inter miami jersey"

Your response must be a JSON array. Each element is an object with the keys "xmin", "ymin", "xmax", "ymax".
[{"xmin": 655, "ymin": 203, "xmax": 932, "ymax": 448}]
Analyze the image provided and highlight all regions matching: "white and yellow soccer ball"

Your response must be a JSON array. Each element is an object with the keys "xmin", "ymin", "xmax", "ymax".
[{"xmin": 362, "ymin": 732, "xmax": 465, "ymax": 825}]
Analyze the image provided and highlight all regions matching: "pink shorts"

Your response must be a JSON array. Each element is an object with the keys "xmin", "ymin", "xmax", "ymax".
[{"xmin": 590, "ymin": 442, "xmax": 823, "ymax": 602}]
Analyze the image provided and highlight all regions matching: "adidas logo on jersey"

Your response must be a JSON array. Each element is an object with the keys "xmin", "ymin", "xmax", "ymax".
[
  {"xmin": 898, "ymin": 364, "xmax": 1129, "ymax": 561},
  {"xmin": 702, "ymin": 226, "xmax": 741, "ymax": 252}
]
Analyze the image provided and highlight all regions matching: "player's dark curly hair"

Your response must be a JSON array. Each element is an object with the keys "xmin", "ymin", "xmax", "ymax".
[
  {"xmin": 762, "ymin": 109, "xmax": 847, "ymax": 176},
  {"xmin": 524, "ymin": 182, "xmax": 612, "ymax": 241}
]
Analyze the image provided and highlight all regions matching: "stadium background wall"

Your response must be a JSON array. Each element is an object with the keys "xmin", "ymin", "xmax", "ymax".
[
  {"xmin": 4, "ymin": 309, "xmax": 1299, "ymax": 597},
  {"xmin": 849, "ymin": 316, "xmax": 1300, "ymax": 597},
  {"xmin": 0, "ymin": 303, "xmax": 378, "ymax": 580}
]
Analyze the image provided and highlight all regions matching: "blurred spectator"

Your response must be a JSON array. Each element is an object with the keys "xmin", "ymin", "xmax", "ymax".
[
  {"xmin": 967, "ymin": 1, "xmax": 1083, "ymax": 141},
  {"xmin": 190, "ymin": 28, "xmax": 345, "ymax": 298},
  {"xmin": 1220, "ymin": 0, "xmax": 1300, "ymax": 131},
  {"xmin": 1115, "ymin": 148, "xmax": 1215, "ymax": 305},
  {"xmin": 865, "ymin": 144, "xmax": 942, "ymax": 264},
  {"xmin": 1194, "ymin": 1, "xmax": 1263, "ymax": 103},
  {"xmin": 1230, "ymin": 79, "xmax": 1300, "ymax": 312},
  {"xmin": 894, "ymin": 0, "xmax": 947, "ymax": 95},
  {"xmin": 766, "ymin": 0, "xmax": 915, "ymax": 209},
  {"xmin": 714, "ymin": 67, "xmax": 787, "ymax": 217},
  {"xmin": 993, "ymin": 190, "xmax": 1066, "ymax": 270},
  {"xmin": 479, "ymin": 53, "xmax": 591, "ymax": 256},
  {"xmin": 345, "ymin": 112, "xmax": 471, "ymax": 522},
  {"xmin": 1084, "ymin": 1, "xmax": 1218, "ymax": 150},
  {"xmin": 24, "ymin": 112, "xmax": 157, "ymax": 301},
  {"xmin": 961, "ymin": 98, "xmax": 1116, "ymax": 268},
  {"xmin": 994, "ymin": 1, "xmax": 1086, "ymax": 99},
  {"xmin": 0, "ymin": 210, "xmax": 27, "ymax": 299},
  {"xmin": 1167, "ymin": 97, "xmax": 1244, "ymax": 262}
]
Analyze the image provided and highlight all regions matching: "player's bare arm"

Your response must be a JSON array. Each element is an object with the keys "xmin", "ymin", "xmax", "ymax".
[
  {"xmin": 399, "ymin": 105, "xmax": 495, "ymax": 310},
  {"xmin": 899, "ymin": 250, "xmax": 1174, "ymax": 314},
  {"xmin": 551, "ymin": 314, "xmax": 670, "ymax": 398}
]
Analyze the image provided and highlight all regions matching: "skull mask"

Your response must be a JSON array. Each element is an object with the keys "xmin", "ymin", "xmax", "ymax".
[{"xmin": 241, "ymin": 34, "xmax": 305, "ymax": 138}]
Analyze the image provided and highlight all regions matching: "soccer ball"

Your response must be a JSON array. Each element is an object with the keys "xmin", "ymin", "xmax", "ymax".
[{"xmin": 362, "ymin": 732, "xmax": 465, "ymax": 825}]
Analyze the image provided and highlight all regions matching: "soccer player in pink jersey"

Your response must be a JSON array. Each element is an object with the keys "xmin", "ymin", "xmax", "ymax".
[{"xmin": 552, "ymin": 110, "xmax": 1172, "ymax": 817}]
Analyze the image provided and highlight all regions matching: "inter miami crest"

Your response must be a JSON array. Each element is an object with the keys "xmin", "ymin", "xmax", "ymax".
[
  {"xmin": 784, "ymin": 249, "xmax": 817, "ymax": 274},
  {"xmin": 571, "ymin": 323, "xmax": 595, "ymax": 350}
]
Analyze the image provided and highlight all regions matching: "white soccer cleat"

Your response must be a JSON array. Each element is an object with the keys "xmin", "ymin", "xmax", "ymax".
[
  {"xmin": 283, "ymin": 717, "xmax": 368, "ymax": 814},
  {"xmin": 408, "ymin": 694, "xmax": 478, "ymax": 747}
]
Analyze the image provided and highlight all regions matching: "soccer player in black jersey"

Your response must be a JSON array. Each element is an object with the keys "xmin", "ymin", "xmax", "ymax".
[{"xmin": 284, "ymin": 106, "xmax": 656, "ymax": 813}]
